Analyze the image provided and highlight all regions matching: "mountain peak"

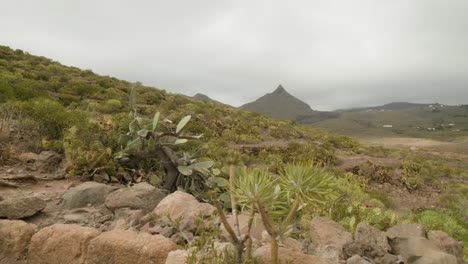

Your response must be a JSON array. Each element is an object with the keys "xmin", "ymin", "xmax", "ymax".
[
  {"xmin": 273, "ymin": 84, "xmax": 287, "ymax": 94},
  {"xmin": 240, "ymin": 85, "xmax": 315, "ymax": 120}
]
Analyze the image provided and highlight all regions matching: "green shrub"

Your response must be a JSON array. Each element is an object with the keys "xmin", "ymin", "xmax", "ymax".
[
  {"xmin": 102, "ymin": 99, "xmax": 123, "ymax": 113},
  {"xmin": 406, "ymin": 210, "xmax": 468, "ymax": 242},
  {"xmin": 23, "ymin": 98, "xmax": 87, "ymax": 139},
  {"xmin": 58, "ymin": 94, "xmax": 80, "ymax": 107},
  {"xmin": 63, "ymin": 121, "xmax": 116, "ymax": 177}
]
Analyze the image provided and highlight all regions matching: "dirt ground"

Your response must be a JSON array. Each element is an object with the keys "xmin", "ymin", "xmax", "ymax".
[
  {"xmin": 336, "ymin": 136, "xmax": 468, "ymax": 213},
  {"xmin": 361, "ymin": 136, "xmax": 468, "ymax": 160}
]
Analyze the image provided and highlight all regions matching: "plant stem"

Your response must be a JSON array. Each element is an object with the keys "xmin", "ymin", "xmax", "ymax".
[
  {"xmin": 157, "ymin": 147, "xmax": 179, "ymax": 192},
  {"xmin": 271, "ymin": 238, "xmax": 279, "ymax": 264},
  {"xmin": 255, "ymin": 202, "xmax": 275, "ymax": 237},
  {"xmin": 284, "ymin": 199, "xmax": 300, "ymax": 225},
  {"xmin": 245, "ymin": 237, "xmax": 252, "ymax": 260},
  {"xmin": 229, "ymin": 165, "xmax": 241, "ymax": 237},
  {"xmin": 214, "ymin": 200, "xmax": 240, "ymax": 244}
]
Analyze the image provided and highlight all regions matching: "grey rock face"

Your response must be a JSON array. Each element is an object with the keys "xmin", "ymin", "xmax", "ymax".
[{"xmin": 61, "ymin": 181, "xmax": 116, "ymax": 209}]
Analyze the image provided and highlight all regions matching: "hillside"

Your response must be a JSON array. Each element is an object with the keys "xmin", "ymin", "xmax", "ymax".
[
  {"xmin": 192, "ymin": 93, "xmax": 223, "ymax": 104},
  {"xmin": 337, "ymin": 102, "xmax": 431, "ymax": 112},
  {"xmin": 0, "ymin": 45, "xmax": 356, "ymax": 175},
  {"xmin": 1, "ymin": 45, "xmax": 467, "ymax": 261},
  {"xmin": 312, "ymin": 103, "xmax": 468, "ymax": 141}
]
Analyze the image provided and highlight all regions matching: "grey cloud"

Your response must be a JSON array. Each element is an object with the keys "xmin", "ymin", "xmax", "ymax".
[{"xmin": 1, "ymin": 0, "xmax": 467, "ymax": 110}]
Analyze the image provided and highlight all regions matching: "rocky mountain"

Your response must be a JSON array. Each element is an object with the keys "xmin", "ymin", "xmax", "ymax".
[
  {"xmin": 240, "ymin": 85, "xmax": 315, "ymax": 120},
  {"xmin": 240, "ymin": 85, "xmax": 339, "ymax": 123}
]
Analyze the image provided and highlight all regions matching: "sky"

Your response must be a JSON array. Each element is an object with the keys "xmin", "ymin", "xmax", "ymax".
[{"xmin": 1, "ymin": 0, "xmax": 468, "ymax": 110}]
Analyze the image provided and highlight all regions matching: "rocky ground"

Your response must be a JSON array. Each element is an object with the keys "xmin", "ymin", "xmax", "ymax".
[{"xmin": 0, "ymin": 150, "xmax": 466, "ymax": 264}]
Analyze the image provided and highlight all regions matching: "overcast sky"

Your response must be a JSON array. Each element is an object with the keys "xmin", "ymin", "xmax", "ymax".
[{"xmin": 2, "ymin": 0, "xmax": 468, "ymax": 110}]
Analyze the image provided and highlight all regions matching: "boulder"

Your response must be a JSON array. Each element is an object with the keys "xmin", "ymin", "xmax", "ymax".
[
  {"xmin": 386, "ymin": 224, "xmax": 426, "ymax": 239},
  {"xmin": 35, "ymin": 151, "xmax": 62, "ymax": 173},
  {"xmin": 254, "ymin": 245, "xmax": 333, "ymax": 264},
  {"xmin": 226, "ymin": 213, "xmax": 265, "ymax": 241},
  {"xmin": 354, "ymin": 223, "xmax": 391, "ymax": 253},
  {"xmin": 389, "ymin": 236, "xmax": 457, "ymax": 264},
  {"xmin": 106, "ymin": 208, "xmax": 144, "ymax": 231},
  {"xmin": 309, "ymin": 217, "xmax": 353, "ymax": 261},
  {"xmin": 153, "ymin": 191, "xmax": 215, "ymax": 232},
  {"xmin": 28, "ymin": 224, "xmax": 99, "ymax": 264},
  {"xmin": 343, "ymin": 240, "xmax": 382, "ymax": 260},
  {"xmin": 343, "ymin": 240, "xmax": 402, "ymax": 264},
  {"xmin": 427, "ymin": 231, "xmax": 464, "ymax": 264},
  {"xmin": 261, "ymin": 231, "xmax": 303, "ymax": 252},
  {"xmin": 310, "ymin": 217, "xmax": 353, "ymax": 249},
  {"xmin": 105, "ymin": 182, "xmax": 166, "ymax": 213},
  {"xmin": 87, "ymin": 230, "xmax": 177, "ymax": 264},
  {"xmin": 213, "ymin": 241, "xmax": 236, "ymax": 256},
  {"xmin": 0, "ymin": 220, "xmax": 37, "ymax": 262},
  {"xmin": 63, "ymin": 213, "xmax": 89, "ymax": 225},
  {"xmin": 221, "ymin": 213, "xmax": 265, "ymax": 241},
  {"xmin": 61, "ymin": 181, "xmax": 116, "ymax": 209},
  {"xmin": 0, "ymin": 194, "xmax": 46, "ymax": 219},
  {"xmin": 347, "ymin": 255, "xmax": 372, "ymax": 264},
  {"xmin": 165, "ymin": 250, "xmax": 188, "ymax": 264}
]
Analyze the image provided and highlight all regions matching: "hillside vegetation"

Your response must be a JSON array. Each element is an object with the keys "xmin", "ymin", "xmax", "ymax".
[
  {"xmin": 312, "ymin": 103, "xmax": 468, "ymax": 141},
  {"xmin": 0, "ymin": 45, "xmax": 360, "ymax": 179},
  {"xmin": 1, "ymin": 45, "xmax": 467, "ymax": 261}
]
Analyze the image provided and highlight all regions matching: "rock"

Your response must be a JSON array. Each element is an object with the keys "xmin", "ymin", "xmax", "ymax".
[
  {"xmin": 386, "ymin": 224, "xmax": 426, "ymax": 239},
  {"xmin": 150, "ymin": 225, "xmax": 176, "ymax": 237},
  {"xmin": 261, "ymin": 231, "xmax": 303, "ymax": 252},
  {"xmin": 347, "ymin": 255, "xmax": 372, "ymax": 264},
  {"xmin": 107, "ymin": 208, "xmax": 144, "ymax": 231},
  {"xmin": 153, "ymin": 191, "xmax": 215, "ymax": 232},
  {"xmin": 61, "ymin": 181, "xmax": 116, "ymax": 209},
  {"xmin": 0, "ymin": 220, "xmax": 37, "ymax": 262},
  {"xmin": 214, "ymin": 242, "xmax": 236, "ymax": 256},
  {"xmin": 28, "ymin": 224, "xmax": 99, "ymax": 264},
  {"xmin": 281, "ymin": 237, "xmax": 303, "ymax": 252},
  {"xmin": 309, "ymin": 217, "xmax": 353, "ymax": 261},
  {"xmin": 93, "ymin": 171, "xmax": 110, "ymax": 183},
  {"xmin": 389, "ymin": 236, "xmax": 458, "ymax": 264},
  {"xmin": 87, "ymin": 230, "xmax": 177, "ymax": 264},
  {"xmin": 18, "ymin": 152, "xmax": 39, "ymax": 163},
  {"xmin": 379, "ymin": 254, "xmax": 405, "ymax": 264},
  {"xmin": 63, "ymin": 213, "xmax": 89, "ymax": 224},
  {"xmin": 427, "ymin": 230, "xmax": 464, "ymax": 264},
  {"xmin": 0, "ymin": 194, "xmax": 46, "ymax": 219},
  {"xmin": 165, "ymin": 250, "xmax": 188, "ymax": 264},
  {"xmin": 343, "ymin": 240, "xmax": 403, "ymax": 264},
  {"xmin": 354, "ymin": 223, "xmax": 391, "ymax": 253},
  {"xmin": 254, "ymin": 245, "xmax": 333, "ymax": 264},
  {"xmin": 35, "ymin": 151, "xmax": 62, "ymax": 173},
  {"xmin": 313, "ymin": 245, "xmax": 343, "ymax": 263},
  {"xmin": 343, "ymin": 240, "xmax": 381, "ymax": 260},
  {"xmin": 221, "ymin": 213, "xmax": 265, "ymax": 241},
  {"xmin": 105, "ymin": 182, "xmax": 166, "ymax": 213},
  {"xmin": 310, "ymin": 217, "xmax": 353, "ymax": 249}
]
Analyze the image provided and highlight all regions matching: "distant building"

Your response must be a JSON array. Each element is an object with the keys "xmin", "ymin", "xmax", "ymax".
[{"xmin": 382, "ymin": 125, "xmax": 393, "ymax": 128}]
